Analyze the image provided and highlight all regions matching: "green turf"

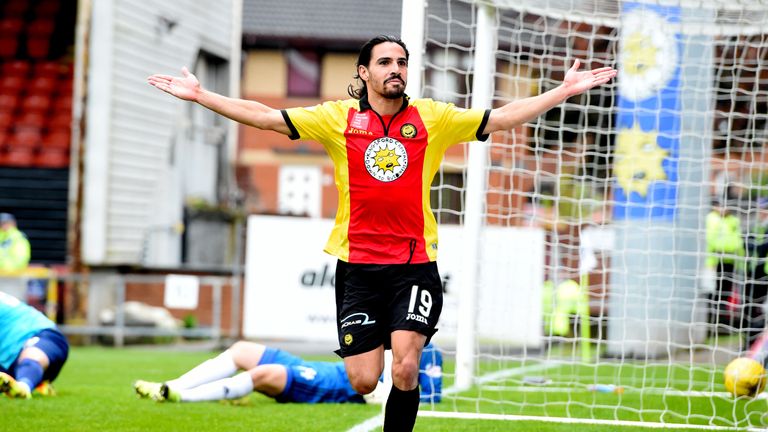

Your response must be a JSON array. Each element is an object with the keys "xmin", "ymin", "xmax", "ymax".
[
  {"xmin": 0, "ymin": 346, "xmax": 758, "ymax": 431},
  {"xmin": 428, "ymin": 355, "xmax": 763, "ymax": 431},
  {"xmin": 3, "ymin": 346, "xmax": 379, "ymax": 432}
]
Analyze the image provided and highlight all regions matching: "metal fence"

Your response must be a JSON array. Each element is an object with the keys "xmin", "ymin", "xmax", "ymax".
[{"xmin": 0, "ymin": 270, "xmax": 241, "ymax": 347}]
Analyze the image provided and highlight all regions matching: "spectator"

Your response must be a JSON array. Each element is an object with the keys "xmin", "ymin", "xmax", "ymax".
[
  {"xmin": 742, "ymin": 198, "xmax": 768, "ymax": 348},
  {"xmin": 543, "ymin": 279, "xmax": 588, "ymax": 337},
  {"xmin": 0, "ymin": 213, "xmax": 30, "ymax": 274},
  {"xmin": 706, "ymin": 199, "xmax": 744, "ymax": 329}
]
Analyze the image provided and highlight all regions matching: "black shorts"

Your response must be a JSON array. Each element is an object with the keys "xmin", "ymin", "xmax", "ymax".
[{"xmin": 334, "ymin": 260, "xmax": 443, "ymax": 358}]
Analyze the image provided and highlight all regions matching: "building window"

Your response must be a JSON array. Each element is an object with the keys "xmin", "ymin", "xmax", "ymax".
[
  {"xmin": 424, "ymin": 49, "xmax": 470, "ymax": 107},
  {"xmin": 287, "ymin": 49, "xmax": 320, "ymax": 97},
  {"xmin": 278, "ymin": 165, "xmax": 322, "ymax": 218},
  {"xmin": 431, "ymin": 171, "xmax": 464, "ymax": 225}
]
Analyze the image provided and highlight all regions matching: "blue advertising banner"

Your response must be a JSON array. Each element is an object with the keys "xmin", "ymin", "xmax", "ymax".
[{"xmin": 613, "ymin": 3, "xmax": 682, "ymax": 220}]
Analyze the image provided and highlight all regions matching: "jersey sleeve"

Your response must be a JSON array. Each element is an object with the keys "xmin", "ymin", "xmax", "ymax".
[
  {"xmin": 417, "ymin": 99, "xmax": 490, "ymax": 151},
  {"xmin": 281, "ymin": 100, "xmax": 351, "ymax": 145}
]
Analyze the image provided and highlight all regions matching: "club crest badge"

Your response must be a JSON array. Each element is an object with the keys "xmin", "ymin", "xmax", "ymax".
[
  {"xmin": 618, "ymin": 8, "xmax": 678, "ymax": 102},
  {"xmin": 364, "ymin": 137, "xmax": 408, "ymax": 182},
  {"xmin": 400, "ymin": 123, "xmax": 417, "ymax": 139},
  {"xmin": 344, "ymin": 334, "xmax": 353, "ymax": 345}
]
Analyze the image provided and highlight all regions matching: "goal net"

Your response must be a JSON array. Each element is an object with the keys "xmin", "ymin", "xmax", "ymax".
[{"xmin": 414, "ymin": 0, "xmax": 768, "ymax": 429}]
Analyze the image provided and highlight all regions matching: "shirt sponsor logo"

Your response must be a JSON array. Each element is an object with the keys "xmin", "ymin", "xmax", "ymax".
[
  {"xmin": 364, "ymin": 137, "xmax": 408, "ymax": 182},
  {"xmin": 340, "ymin": 312, "xmax": 376, "ymax": 328},
  {"xmin": 350, "ymin": 112, "xmax": 369, "ymax": 129},
  {"xmin": 406, "ymin": 313, "xmax": 429, "ymax": 324},
  {"xmin": 341, "ymin": 320, "xmax": 359, "ymax": 329},
  {"xmin": 348, "ymin": 127, "xmax": 374, "ymax": 136}
]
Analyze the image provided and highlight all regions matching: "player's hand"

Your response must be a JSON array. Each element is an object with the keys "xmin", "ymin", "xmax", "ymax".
[
  {"xmin": 147, "ymin": 66, "xmax": 201, "ymax": 102},
  {"xmin": 561, "ymin": 59, "xmax": 617, "ymax": 97}
]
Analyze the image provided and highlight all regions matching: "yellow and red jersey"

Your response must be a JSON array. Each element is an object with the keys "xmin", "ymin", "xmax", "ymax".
[{"xmin": 282, "ymin": 95, "xmax": 489, "ymax": 264}]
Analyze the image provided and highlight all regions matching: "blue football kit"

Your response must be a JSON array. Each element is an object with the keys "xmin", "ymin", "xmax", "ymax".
[
  {"xmin": 260, "ymin": 347, "xmax": 365, "ymax": 403},
  {"xmin": 260, "ymin": 342, "xmax": 443, "ymax": 404},
  {"xmin": 0, "ymin": 291, "xmax": 68, "ymax": 382}
]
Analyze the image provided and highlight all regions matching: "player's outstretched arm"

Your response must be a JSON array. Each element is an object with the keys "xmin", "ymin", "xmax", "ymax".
[
  {"xmin": 147, "ymin": 67, "xmax": 291, "ymax": 136},
  {"xmin": 483, "ymin": 59, "xmax": 616, "ymax": 135}
]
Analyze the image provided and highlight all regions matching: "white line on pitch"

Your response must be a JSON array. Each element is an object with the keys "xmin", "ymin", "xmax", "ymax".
[
  {"xmin": 418, "ymin": 411, "xmax": 750, "ymax": 431},
  {"xmin": 479, "ymin": 385, "xmax": 733, "ymax": 398},
  {"xmin": 345, "ymin": 414, "xmax": 383, "ymax": 432},
  {"xmin": 344, "ymin": 361, "xmax": 561, "ymax": 432}
]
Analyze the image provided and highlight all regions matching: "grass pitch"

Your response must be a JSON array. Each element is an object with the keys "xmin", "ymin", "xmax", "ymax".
[
  {"xmin": 1, "ymin": 345, "xmax": 758, "ymax": 431},
  {"xmin": 3, "ymin": 346, "xmax": 378, "ymax": 432}
]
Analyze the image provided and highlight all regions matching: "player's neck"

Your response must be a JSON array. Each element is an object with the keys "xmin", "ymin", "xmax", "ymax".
[{"xmin": 366, "ymin": 92, "xmax": 404, "ymax": 116}]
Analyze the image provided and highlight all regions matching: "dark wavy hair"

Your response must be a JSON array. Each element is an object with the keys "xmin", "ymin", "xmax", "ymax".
[{"xmin": 347, "ymin": 35, "xmax": 410, "ymax": 100}]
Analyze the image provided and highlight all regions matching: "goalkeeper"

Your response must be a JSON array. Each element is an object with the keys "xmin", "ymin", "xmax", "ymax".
[
  {"xmin": 0, "ymin": 291, "xmax": 69, "ymax": 399},
  {"xmin": 134, "ymin": 340, "xmax": 442, "ymax": 404}
]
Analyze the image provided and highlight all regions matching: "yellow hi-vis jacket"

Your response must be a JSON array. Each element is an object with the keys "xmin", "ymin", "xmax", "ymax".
[
  {"xmin": 0, "ymin": 227, "xmax": 31, "ymax": 273},
  {"xmin": 706, "ymin": 210, "xmax": 744, "ymax": 268}
]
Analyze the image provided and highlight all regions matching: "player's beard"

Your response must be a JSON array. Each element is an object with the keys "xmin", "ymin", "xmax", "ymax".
[
  {"xmin": 383, "ymin": 86, "xmax": 405, "ymax": 99},
  {"xmin": 382, "ymin": 76, "xmax": 406, "ymax": 99}
]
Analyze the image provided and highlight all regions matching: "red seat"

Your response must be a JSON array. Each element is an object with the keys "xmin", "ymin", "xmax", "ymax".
[
  {"xmin": 16, "ymin": 111, "xmax": 46, "ymax": 130},
  {"xmin": 28, "ymin": 76, "xmax": 56, "ymax": 94},
  {"xmin": 52, "ymin": 94, "xmax": 72, "ymax": 112},
  {"xmin": 21, "ymin": 94, "xmax": 51, "ymax": 114},
  {"xmin": 27, "ymin": 19, "xmax": 55, "ymax": 36},
  {"xmin": 35, "ymin": 148, "xmax": 69, "ymax": 168},
  {"xmin": 41, "ymin": 129, "xmax": 69, "ymax": 149},
  {"xmin": 26, "ymin": 20, "xmax": 55, "ymax": 59},
  {"xmin": 8, "ymin": 128, "xmax": 41, "ymax": 148},
  {"xmin": 0, "ymin": 76, "xmax": 24, "ymax": 94},
  {"xmin": 29, "ymin": 93, "xmax": 53, "ymax": 108},
  {"xmin": 51, "ymin": 109, "xmax": 72, "ymax": 127},
  {"xmin": 1, "ymin": 60, "xmax": 30, "ymax": 78},
  {"xmin": 0, "ymin": 19, "xmax": 24, "ymax": 37},
  {"xmin": 4, "ymin": 147, "xmax": 35, "ymax": 167},
  {"xmin": 0, "ymin": 94, "xmax": 19, "ymax": 112},
  {"xmin": 0, "ymin": 111, "xmax": 13, "ymax": 129},
  {"xmin": 32, "ymin": 61, "xmax": 62, "ymax": 79},
  {"xmin": 48, "ymin": 112, "xmax": 71, "ymax": 131}
]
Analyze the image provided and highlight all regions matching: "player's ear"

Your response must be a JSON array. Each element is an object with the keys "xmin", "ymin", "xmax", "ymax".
[{"xmin": 358, "ymin": 65, "xmax": 369, "ymax": 82}]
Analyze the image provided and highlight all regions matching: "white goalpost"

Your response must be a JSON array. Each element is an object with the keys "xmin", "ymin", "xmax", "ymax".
[{"xmin": 403, "ymin": 0, "xmax": 768, "ymax": 429}]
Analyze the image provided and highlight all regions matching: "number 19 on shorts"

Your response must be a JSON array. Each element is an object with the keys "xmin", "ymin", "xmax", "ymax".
[{"xmin": 407, "ymin": 285, "xmax": 432, "ymax": 325}]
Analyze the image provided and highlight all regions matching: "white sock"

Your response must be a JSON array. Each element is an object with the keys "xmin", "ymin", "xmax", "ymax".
[
  {"xmin": 166, "ymin": 350, "xmax": 238, "ymax": 390},
  {"xmin": 177, "ymin": 371, "xmax": 254, "ymax": 402}
]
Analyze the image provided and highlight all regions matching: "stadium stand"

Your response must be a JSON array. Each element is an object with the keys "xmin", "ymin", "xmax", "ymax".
[{"xmin": 0, "ymin": 0, "xmax": 76, "ymax": 263}]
